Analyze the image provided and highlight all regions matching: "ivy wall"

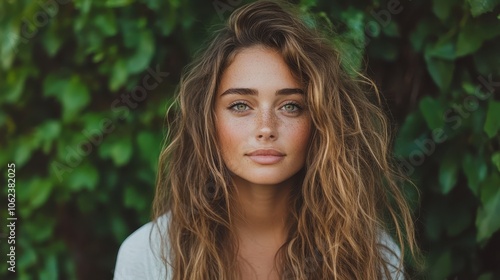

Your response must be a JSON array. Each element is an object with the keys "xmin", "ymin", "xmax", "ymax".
[{"xmin": 0, "ymin": 0, "xmax": 499, "ymax": 279}]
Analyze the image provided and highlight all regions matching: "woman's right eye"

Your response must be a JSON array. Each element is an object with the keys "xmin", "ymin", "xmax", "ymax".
[{"xmin": 229, "ymin": 102, "xmax": 250, "ymax": 113}]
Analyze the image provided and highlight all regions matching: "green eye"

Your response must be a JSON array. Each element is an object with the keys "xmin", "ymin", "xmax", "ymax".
[
  {"xmin": 229, "ymin": 102, "xmax": 250, "ymax": 113},
  {"xmin": 282, "ymin": 102, "xmax": 301, "ymax": 112},
  {"xmin": 236, "ymin": 104, "xmax": 248, "ymax": 110}
]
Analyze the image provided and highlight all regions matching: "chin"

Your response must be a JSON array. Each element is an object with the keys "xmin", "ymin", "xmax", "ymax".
[
  {"xmin": 239, "ymin": 171, "xmax": 297, "ymax": 186},
  {"xmin": 247, "ymin": 179, "xmax": 289, "ymax": 186}
]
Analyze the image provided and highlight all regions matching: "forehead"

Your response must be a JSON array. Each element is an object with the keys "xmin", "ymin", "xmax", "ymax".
[{"xmin": 217, "ymin": 46, "xmax": 301, "ymax": 95}]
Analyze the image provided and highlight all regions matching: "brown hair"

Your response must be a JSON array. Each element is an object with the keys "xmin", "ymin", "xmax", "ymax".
[{"xmin": 153, "ymin": 1, "xmax": 421, "ymax": 279}]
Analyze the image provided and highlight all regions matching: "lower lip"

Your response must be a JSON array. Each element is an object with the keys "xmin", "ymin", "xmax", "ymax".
[{"xmin": 247, "ymin": 155, "xmax": 284, "ymax": 165}]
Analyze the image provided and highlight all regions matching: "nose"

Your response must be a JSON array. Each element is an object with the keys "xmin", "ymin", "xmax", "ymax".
[{"xmin": 256, "ymin": 109, "xmax": 278, "ymax": 141}]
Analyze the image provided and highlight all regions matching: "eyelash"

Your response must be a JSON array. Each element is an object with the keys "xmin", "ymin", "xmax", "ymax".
[
  {"xmin": 228, "ymin": 101, "xmax": 303, "ymax": 114},
  {"xmin": 228, "ymin": 102, "xmax": 250, "ymax": 113}
]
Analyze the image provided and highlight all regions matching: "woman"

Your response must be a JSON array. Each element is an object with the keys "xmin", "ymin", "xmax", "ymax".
[{"xmin": 114, "ymin": 1, "xmax": 420, "ymax": 279}]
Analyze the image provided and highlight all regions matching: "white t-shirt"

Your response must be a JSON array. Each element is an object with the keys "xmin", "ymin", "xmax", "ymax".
[
  {"xmin": 113, "ymin": 214, "xmax": 404, "ymax": 279},
  {"xmin": 114, "ymin": 214, "xmax": 170, "ymax": 280}
]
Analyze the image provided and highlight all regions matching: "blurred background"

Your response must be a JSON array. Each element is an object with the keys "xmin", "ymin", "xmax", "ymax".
[{"xmin": 0, "ymin": 0, "xmax": 499, "ymax": 279}]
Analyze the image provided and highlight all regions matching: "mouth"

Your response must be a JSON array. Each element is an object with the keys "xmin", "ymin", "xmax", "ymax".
[{"xmin": 245, "ymin": 149, "xmax": 285, "ymax": 165}]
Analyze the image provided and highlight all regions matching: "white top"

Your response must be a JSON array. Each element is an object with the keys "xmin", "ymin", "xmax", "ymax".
[
  {"xmin": 114, "ymin": 214, "xmax": 404, "ymax": 280},
  {"xmin": 114, "ymin": 214, "xmax": 170, "ymax": 280}
]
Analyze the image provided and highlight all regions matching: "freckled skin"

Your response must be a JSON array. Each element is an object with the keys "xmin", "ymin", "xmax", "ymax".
[{"xmin": 214, "ymin": 46, "xmax": 312, "ymax": 187}]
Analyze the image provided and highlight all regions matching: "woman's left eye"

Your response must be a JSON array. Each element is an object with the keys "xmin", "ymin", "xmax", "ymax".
[{"xmin": 281, "ymin": 102, "xmax": 302, "ymax": 113}]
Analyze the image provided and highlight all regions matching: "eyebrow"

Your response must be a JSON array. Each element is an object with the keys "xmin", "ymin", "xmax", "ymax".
[{"xmin": 219, "ymin": 88, "xmax": 304, "ymax": 97}]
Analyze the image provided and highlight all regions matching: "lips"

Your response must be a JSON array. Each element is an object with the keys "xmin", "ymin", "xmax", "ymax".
[{"xmin": 246, "ymin": 149, "xmax": 285, "ymax": 164}]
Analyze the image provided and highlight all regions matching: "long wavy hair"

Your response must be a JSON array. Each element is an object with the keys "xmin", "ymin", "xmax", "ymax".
[{"xmin": 153, "ymin": 1, "xmax": 420, "ymax": 279}]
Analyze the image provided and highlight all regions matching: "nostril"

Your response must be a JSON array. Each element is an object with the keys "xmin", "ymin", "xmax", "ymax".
[{"xmin": 258, "ymin": 134, "xmax": 275, "ymax": 139}]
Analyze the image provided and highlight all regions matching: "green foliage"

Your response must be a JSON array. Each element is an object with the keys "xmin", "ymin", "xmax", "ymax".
[{"xmin": 0, "ymin": 0, "xmax": 499, "ymax": 278}]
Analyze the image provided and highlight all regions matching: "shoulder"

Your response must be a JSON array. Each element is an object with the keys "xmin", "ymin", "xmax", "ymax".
[
  {"xmin": 113, "ymin": 213, "xmax": 171, "ymax": 280},
  {"xmin": 378, "ymin": 230, "xmax": 405, "ymax": 280}
]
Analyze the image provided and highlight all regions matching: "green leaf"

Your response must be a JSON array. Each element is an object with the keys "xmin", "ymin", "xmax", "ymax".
[
  {"xmin": 467, "ymin": 0, "xmax": 500, "ymax": 17},
  {"xmin": 2, "ymin": 67, "xmax": 28, "ymax": 104},
  {"xmin": 42, "ymin": 24, "xmax": 63, "ymax": 57},
  {"xmin": 123, "ymin": 185, "xmax": 147, "ymax": 211},
  {"xmin": 382, "ymin": 21, "xmax": 400, "ymax": 38},
  {"xmin": 462, "ymin": 153, "xmax": 488, "ymax": 195},
  {"xmin": 29, "ymin": 178, "xmax": 54, "ymax": 211},
  {"xmin": 17, "ymin": 246, "xmax": 37, "ymax": 269},
  {"xmin": 111, "ymin": 142, "xmax": 132, "ymax": 166},
  {"xmin": 419, "ymin": 96, "xmax": 446, "ymax": 130},
  {"xmin": 34, "ymin": 120, "xmax": 62, "ymax": 153},
  {"xmin": 425, "ymin": 55, "xmax": 455, "ymax": 91},
  {"xmin": 126, "ymin": 30, "xmax": 155, "ymax": 74},
  {"xmin": 156, "ymin": 5, "xmax": 178, "ymax": 36},
  {"xmin": 0, "ymin": 22, "xmax": 19, "ymax": 69},
  {"xmin": 168, "ymin": 0, "xmax": 180, "ymax": 8},
  {"xmin": 342, "ymin": 7, "xmax": 366, "ymax": 44},
  {"xmin": 137, "ymin": 131, "xmax": 160, "ymax": 168},
  {"xmin": 425, "ymin": 37, "xmax": 456, "ymax": 60},
  {"xmin": 101, "ymin": 136, "xmax": 133, "ymax": 166},
  {"xmin": 481, "ymin": 172, "xmax": 500, "ymax": 204},
  {"xmin": 43, "ymin": 74, "xmax": 67, "ymax": 97},
  {"xmin": 17, "ymin": 177, "xmax": 53, "ymax": 217},
  {"xmin": 410, "ymin": 19, "xmax": 436, "ymax": 52},
  {"xmin": 105, "ymin": 0, "xmax": 134, "ymax": 7},
  {"xmin": 433, "ymin": 0, "xmax": 460, "ymax": 21},
  {"xmin": 299, "ymin": 0, "xmax": 317, "ymax": 9},
  {"xmin": 23, "ymin": 212, "xmax": 56, "ymax": 242},
  {"xmin": 457, "ymin": 18, "xmax": 500, "ymax": 57},
  {"xmin": 122, "ymin": 17, "xmax": 147, "ymax": 48},
  {"xmin": 12, "ymin": 143, "xmax": 30, "ymax": 165},
  {"xmin": 61, "ymin": 76, "xmax": 91, "ymax": 122},
  {"xmin": 144, "ymin": 0, "xmax": 162, "ymax": 10},
  {"xmin": 12, "ymin": 136, "xmax": 37, "ymax": 167},
  {"xmin": 394, "ymin": 111, "xmax": 427, "ymax": 157},
  {"xmin": 334, "ymin": 7, "xmax": 366, "ymax": 74},
  {"xmin": 94, "ymin": 10, "xmax": 118, "ymax": 37},
  {"xmin": 439, "ymin": 156, "xmax": 459, "ymax": 194},
  {"xmin": 111, "ymin": 216, "xmax": 128, "ymax": 241},
  {"xmin": 476, "ymin": 187, "xmax": 500, "ymax": 242},
  {"xmin": 66, "ymin": 162, "xmax": 100, "ymax": 191},
  {"xmin": 43, "ymin": 75, "xmax": 91, "ymax": 122},
  {"xmin": 484, "ymin": 100, "xmax": 500, "ymax": 138},
  {"xmin": 109, "ymin": 59, "xmax": 128, "ymax": 91},
  {"xmin": 75, "ymin": 0, "xmax": 93, "ymax": 14},
  {"xmin": 492, "ymin": 152, "xmax": 500, "ymax": 172},
  {"xmin": 39, "ymin": 255, "xmax": 58, "ymax": 280},
  {"xmin": 429, "ymin": 250, "xmax": 453, "ymax": 279}
]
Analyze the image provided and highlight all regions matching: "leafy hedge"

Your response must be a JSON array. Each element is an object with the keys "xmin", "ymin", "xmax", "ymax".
[{"xmin": 1, "ymin": 0, "xmax": 499, "ymax": 279}]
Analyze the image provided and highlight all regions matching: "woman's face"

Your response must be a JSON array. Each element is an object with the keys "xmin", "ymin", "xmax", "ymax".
[{"xmin": 215, "ymin": 46, "xmax": 311, "ymax": 186}]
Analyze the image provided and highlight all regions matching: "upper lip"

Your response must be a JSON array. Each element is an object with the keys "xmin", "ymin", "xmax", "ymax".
[{"xmin": 246, "ymin": 149, "xmax": 285, "ymax": 156}]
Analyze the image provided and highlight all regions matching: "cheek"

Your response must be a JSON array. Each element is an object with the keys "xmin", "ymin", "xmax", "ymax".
[
  {"xmin": 288, "ymin": 119, "xmax": 311, "ymax": 153},
  {"xmin": 215, "ymin": 113, "xmax": 244, "ymax": 155}
]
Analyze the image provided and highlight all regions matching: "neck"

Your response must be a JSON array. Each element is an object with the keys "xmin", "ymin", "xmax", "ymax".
[{"xmin": 232, "ymin": 175, "xmax": 298, "ymax": 243}]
